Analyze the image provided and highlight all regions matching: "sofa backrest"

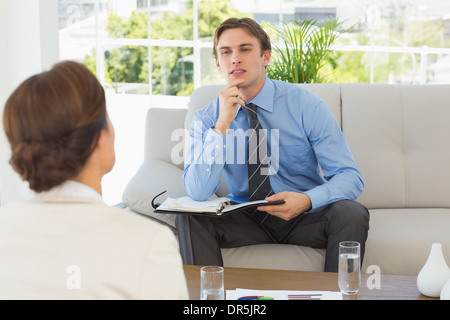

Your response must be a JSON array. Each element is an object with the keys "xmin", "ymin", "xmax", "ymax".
[
  {"xmin": 341, "ymin": 84, "xmax": 450, "ymax": 209},
  {"xmin": 146, "ymin": 82, "xmax": 450, "ymax": 210}
]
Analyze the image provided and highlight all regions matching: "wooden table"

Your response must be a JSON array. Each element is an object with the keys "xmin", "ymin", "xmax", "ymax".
[{"xmin": 184, "ymin": 265, "xmax": 437, "ymax": 300}]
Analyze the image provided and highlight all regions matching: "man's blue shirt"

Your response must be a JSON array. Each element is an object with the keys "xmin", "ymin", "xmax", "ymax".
[{"xmin": 183, "ymin": 77, "xmax": 363, "ymax": 212}]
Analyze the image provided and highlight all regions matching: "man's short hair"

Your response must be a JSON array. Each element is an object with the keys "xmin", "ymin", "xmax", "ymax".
[{"xmin": 213, "ymin": 17, "xmax": 271, "ymax": 59}]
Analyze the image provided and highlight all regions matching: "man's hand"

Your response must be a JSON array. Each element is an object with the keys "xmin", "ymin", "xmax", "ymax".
[
  {"xmin": 214, "ymin": 79, "xmax": 246, "ymax": 134},
  {"xmin": 258, "ymin": 191, "xmax": 312, "ymax": 220}
]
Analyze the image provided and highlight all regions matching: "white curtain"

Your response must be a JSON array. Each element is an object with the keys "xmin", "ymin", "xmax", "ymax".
[{"xmin": 0, "ymin": 0, "xmax": 59, "ymax": 206}]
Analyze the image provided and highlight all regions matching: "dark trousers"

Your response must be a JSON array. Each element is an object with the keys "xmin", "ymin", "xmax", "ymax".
[{"xmin": 175, "ymin": 200, "xmax": 369, "ymax": 272}]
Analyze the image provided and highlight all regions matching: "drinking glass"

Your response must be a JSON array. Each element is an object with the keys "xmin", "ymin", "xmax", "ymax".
[
  {"xmin": 200, "ymin": 266, "xmax": 224, "ymax": 300},
  {"xmin": 338, "ymin": 241, "xmax": 361, "ymax": 295}
]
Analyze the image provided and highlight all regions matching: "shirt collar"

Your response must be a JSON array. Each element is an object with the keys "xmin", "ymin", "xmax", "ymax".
[
  {"xmin": 32, "ymin": 180, "xmax": 104, "ymax": 204},
  {"xmin": 236, "ymin": 76, "xmax": 274, "ymax": 117}
]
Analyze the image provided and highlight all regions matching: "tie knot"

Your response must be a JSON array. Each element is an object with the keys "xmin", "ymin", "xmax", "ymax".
[{"xmin": 243, "ymin": 103, "xmax": 258, "ymax": 121}]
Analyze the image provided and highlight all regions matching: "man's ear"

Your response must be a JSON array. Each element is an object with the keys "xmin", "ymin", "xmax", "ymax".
[
  {"xmin": 215, "ymin": 57, "xmax": 221, "ymax": 71},
  {"xmin": 262, "ymin": 50, "xmax": 272, "ymax": 68}
]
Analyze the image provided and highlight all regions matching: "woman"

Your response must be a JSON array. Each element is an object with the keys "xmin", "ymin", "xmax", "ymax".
[{"xmin": 0, "ymin": 61, "xmax": 189, "ymax": 299}]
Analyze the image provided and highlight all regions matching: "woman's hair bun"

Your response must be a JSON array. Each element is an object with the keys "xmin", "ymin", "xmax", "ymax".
[{"xmin": 3, "ymin": 61, "xmax": 107, "ymax": 192}]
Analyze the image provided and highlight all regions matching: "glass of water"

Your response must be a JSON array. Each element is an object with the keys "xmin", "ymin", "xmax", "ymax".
[
  {"xmin": 338, "ymin": 241, "xmax": 361, "ymax": 295},
  {"xmin": 200, "ymin": 266, "xmax": 224, "ymax": 300}
]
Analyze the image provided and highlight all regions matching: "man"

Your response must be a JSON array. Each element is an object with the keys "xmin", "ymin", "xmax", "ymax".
[{"xmin": 176, "ymin": 17, "xmax": 369, "ymax": 272}]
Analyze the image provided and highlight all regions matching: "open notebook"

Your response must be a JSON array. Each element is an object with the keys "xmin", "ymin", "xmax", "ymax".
[{"xmin": 152, "ymin": 191, "xmax": 284, "ymax": 216}]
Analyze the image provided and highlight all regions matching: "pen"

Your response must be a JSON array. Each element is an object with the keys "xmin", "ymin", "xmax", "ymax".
[{"xmin": 238, "ymin": 296, "xmax": 274, "ymax": 300}]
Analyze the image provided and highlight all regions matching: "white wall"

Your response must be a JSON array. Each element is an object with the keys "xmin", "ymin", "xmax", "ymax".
[
  {"xmin": 0, "ymin": 0, "xmax": 60, "ymax": 206},
  {"xmin": 0, "ymin": 0, "xmax": 10, "ymax": 207}
]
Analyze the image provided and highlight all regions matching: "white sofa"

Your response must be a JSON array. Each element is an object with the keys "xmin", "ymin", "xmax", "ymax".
[{"xmin": 122, "ymin": 83, "xmax": 450, "ymax": 276}]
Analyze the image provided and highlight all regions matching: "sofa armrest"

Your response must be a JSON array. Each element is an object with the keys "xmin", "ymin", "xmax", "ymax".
[{"xmin": 122, "ymin": 159, "xmax": 187, "ymax": 228}]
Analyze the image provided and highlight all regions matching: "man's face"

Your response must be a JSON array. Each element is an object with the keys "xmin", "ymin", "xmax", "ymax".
[{"xmin": 215, "ymin": 27, "xmax": 271, "ymax": 93}]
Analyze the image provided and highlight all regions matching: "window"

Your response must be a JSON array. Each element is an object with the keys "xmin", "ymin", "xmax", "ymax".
[
  {"xmin": 58, "ymin": 0, "xmax": 450, "ymax": 204},
  {"xmin": 59, "ymin": 0, "xmax": 450, "ymax": 92}
]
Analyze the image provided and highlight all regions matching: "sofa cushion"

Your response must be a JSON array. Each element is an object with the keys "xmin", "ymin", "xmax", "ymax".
[
  {"xmin": 341, "ymin": 84, "xmax": 406, "ymax": 209},
  {"xmin": 401, "ymin": 85, "xmax": 450, "ymax": 208},
  {"xmin": 341, "ymin": 84, "xmax": 450, "ymax": 209},
  {"xmin": 221, "ymin": 244, "xmax": 326, "ymax": 272},
  {"xmin": 145, "ymin": 107, "xmax": 187, "ymax": 169}
]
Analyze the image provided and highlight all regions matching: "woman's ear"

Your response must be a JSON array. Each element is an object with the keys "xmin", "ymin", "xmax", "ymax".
[
  {"xmin": 95, "ymin": 129, "xmax": 105, "ymax": 149},
  {"xmin": 95, "ymin": 116, "xmax": 115, "ymax": 174}
]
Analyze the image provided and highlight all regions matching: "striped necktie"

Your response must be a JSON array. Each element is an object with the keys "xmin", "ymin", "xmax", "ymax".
[{"xmin": 242, "ymin": 103, "xmax": 273, "ymax": 223}]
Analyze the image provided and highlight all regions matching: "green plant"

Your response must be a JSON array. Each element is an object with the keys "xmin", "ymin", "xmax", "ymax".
[{"xmin": 267, "ymin": 18, "xmax": 343, "ymax": 83}]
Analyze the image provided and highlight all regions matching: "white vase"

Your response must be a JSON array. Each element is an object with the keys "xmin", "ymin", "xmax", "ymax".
[
  {"xmin": 417, "ymin": 243, "xmax": 450, "ymax": 298},
  {"xmin": 441, "ymin": 278, "xmax": 450, "ymax": 300}
]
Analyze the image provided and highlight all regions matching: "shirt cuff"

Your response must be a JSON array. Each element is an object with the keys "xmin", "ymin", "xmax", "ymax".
[{"xmin": 304, "ymin": 186, "xmax": 328, "ymax": 212}]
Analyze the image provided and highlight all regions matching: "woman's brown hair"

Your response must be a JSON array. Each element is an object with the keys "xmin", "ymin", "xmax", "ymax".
[
  {"xmin": 2, "ymin": 61, "xmax": 107, "ymax": 193},
  {"xmin": 213, "ymin": 17, "xmax": 272, "ymax": 59}
]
